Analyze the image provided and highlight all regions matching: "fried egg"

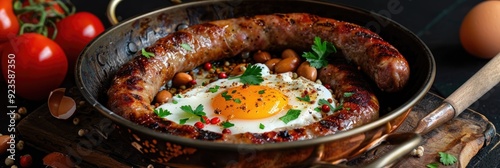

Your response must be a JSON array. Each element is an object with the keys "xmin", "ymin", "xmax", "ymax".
[{"xmin": 156, "ymin": 64, "xmax": 335, "ymax": 134}]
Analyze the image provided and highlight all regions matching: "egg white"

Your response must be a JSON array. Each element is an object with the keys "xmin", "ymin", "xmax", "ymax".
[{"xmin": 156, "ymin": 64, "xmax": 335, "ymax": 134}]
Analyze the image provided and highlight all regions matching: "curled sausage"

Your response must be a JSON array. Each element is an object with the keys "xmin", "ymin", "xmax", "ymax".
[{"xmin": 107, "ymin": 13, "xmax": 402, "ymax": 142}]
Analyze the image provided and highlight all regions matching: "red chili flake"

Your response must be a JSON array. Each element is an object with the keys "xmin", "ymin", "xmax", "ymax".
[
  {"xmin": 189, "ymin": 79, "xmax": 197, "ymax": 85},
  {"xmin": 195, "ymin": 122, "xmax": 204, "ymax": 129},
  {"xmin": 218, "ymin": 72, "xmax": 228, "ymax": 79},
  {"xmin": 222, "ymin": 128, "xmax": 231, "ymax": 134},
  {"xmin": 328, "ymin": 98, "xmax": 333, "ymax": 103},
  {"xmin": 324, "ymin": 84, "xmax": 331, "ymax": 89},
  {"xmin": 204, "ymin": 62, "xmax": 212, "ymax": 71},
  {"xmin": 210, "ymin": 117, "xmax": 220, "ymax": 124},
  {"xmin": 321, "ymin": 104, "xmax": 330, "ymax": 112},
  {"xmin": 303, "ymin": 90, "xmax": 309, "ymax": 95},
  {"xmin": 202, "ymin": 116, "xmax": 209, "ymax": 123}
]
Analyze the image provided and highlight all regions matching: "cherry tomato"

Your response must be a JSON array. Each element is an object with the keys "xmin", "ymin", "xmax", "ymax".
[
  {"xmin": 54, "ymin": 12, "xmax": 104, "ymax": 74},
  {"xmin": 1, "ymin": 33, "xmax": 68, "ymax": 100},
  {"xmin": 0, "ymin": 0, "xmax": 20, "ymax": 43}
]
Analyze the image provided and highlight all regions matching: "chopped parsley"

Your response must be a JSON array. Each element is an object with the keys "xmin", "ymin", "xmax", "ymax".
[
  {"xmin": 302, "ymin": 36, "xmax": 336, "ymax": 68},
  {"xmin": 179, "ymin": 118, "xmax": 189, "ymax": 124},
  {"xmin": 180, "ymin": 104, "xmax": 207, "ymax": 123},
  {"xmin": 279, "ymin": 109, "xmax": 301, "ymax": 124},
  {"xmin": 221, "ymin": 91, "xmax": 232, "ymax": 100},
  {"xmin": 317, "ymin": 99, "xmax": 336, "ymax": 112},
  {"xmin": 209, "ymin": 85, "xmax": 220, "ymax": 93},
  {"xmin": 233, "ymin": 98, "xmax": 241, "ymax": 104},
  {"xmin": 180, "ymin": 43, "xmax": 192, "ymax": 51},
  {"xmin": 296, "ymin": 95, "xmax": 311, "ymax": 103},
  {"xmin": 426, "ymin": 152, "xmax": 457, "ymax": 168},
  {"xmin": 172, "ymin": 99, "xmax": 178, "ymax": 104},
  {"xmin": 439, "ymin": 152, "xmax": 457, "ymax": 166},
  {"xmin": 343, "ymin": 92, "xmax": 354, "ymax": 98},
  {"xmin": 258, "ymin": 90, "xmax": 265, "ymax": 94},
  {"xmin": 154, "ymin": 108, "xmax": 172, "ymax": 118},
  {"xmin": 229, "ymin": 64, "xmax": 264, "ymax": 85},
  {"xmin": 141, "ymin": 48, "xmax": 155, "ymax": 58},
  {"xmin": 222, "ymin": 121, "xmax": 235, "ymax": 128},
  {"xmin": 259, "ymin": 123, "xmax": 265, "ymax": 129},
  {"xmin": 426, "ymin": 163, "xmax": 439, "ymax": 168}
]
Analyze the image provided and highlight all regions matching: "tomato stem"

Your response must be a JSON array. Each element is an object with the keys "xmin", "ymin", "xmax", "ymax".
[{"xmin": 13, "ymin": 0, "xmax": 73, "ymax": 39}]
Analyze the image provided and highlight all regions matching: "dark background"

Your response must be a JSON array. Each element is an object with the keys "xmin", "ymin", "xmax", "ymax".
[{"xmin": 2, "ymin": 0, "xmax": 499, "ymax": 167}]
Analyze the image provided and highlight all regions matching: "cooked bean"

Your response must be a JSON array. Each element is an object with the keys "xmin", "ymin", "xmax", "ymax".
[
  {"xmin": 230, "ymin": 63, "xmax": 248, "ymax": 76},
  {"xmin": 264, "ymin": 58, "xmax": 282, "ymax": 71},
  {"xmin": 297, "ymin": 61, "xmax": 317, "ymax": 81},
  {"xmin": 155, "ymin": 90, "xmax": 173, "ymax": 104},
  {"xmin": 253, "ymin": 50, "xmax": 271, "ymax": 63},
  {"xmin": 281, "ymin": 49, "xmax": 300, "ymax": 59},
  {"xmin": 172, "ymin": 72, "xmax": 193, "ymax": 87},
  {"xmin": 275, "ymin": 57, "xmax": 300, "ymax": 73}
]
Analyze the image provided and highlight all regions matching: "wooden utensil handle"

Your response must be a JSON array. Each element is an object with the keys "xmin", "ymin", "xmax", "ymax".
[{"xmin": 445, "ymin": 53, "xmax": 500, "ymax": 116}]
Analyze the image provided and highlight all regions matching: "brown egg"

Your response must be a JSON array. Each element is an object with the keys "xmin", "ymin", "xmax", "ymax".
[
  {"xmin": 460, "ymin": 1, "xmax": 500, "ymax": 59},
  {"xmin": 48, "ymin": 88, "xmax": 76, "ymax": 120}
]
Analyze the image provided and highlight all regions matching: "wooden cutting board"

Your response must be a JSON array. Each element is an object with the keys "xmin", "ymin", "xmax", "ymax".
[{"xmin": 16, "ymin": 88, "xmax": 498, "ymax": 168}]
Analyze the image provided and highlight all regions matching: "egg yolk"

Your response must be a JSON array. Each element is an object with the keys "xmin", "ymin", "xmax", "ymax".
[{"xmin": 211, "ymin": 85, "xmax": 288, "ymax": 119}]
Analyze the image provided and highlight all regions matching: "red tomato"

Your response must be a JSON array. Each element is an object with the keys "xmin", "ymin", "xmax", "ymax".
[
  {"xmin": 54, "ymin": 12, "xmax": 104, "ymax": 74},
  {"xmin": 0, "ymin": 0, "xmax": 19, "ymax": 42},
  {"xmin": 1, "ymin": 33, "xmax": 68, "ymax": 100}
]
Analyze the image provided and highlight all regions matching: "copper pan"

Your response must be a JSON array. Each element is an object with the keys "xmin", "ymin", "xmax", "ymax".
[{"xmin": 76, "ymin": 0, "xmax": 436, "ymax": 167}]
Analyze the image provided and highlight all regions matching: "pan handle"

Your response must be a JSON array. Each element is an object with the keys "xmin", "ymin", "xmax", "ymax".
[
  {"xmin": 313, "ymin": 133, "xmax": 422, "ymax": 168},
  {"xmin": 106, "ymin": 0, "xmax": 122, "ymax": 25}
]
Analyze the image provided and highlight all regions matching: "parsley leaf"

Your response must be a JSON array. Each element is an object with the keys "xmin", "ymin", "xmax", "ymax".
[
  {"xmin": 209, "ymin": 85, "xmax": 220, "ymax": 93},
  {"xmin": 439, "ymin": 152, "xmax": 457, "ymax": 166},
  {"xmin": 180, "ymin": 104, "xmax": 206, "ymax": 119},
  {"xmin": 230, "ymin": 64, "xmax": 264, "ymax": 85},
  {"xmin": 318, "ymin": 99, "xmax": 337, "ymax": 112},
  {"xmin": 296, "ymin": 95, "xmax": 311, "ymax": 103},
  {"xmin": 179, "ymin": 118, "xmax": 189, "ymax": 124},
  {"xmin": 233, "ymin": 98, "xmax": 241, "ymax": 104},
  {"xmin": 302, "ymin": 36, "xmax": 336, "ymax": 68},
  {"xmin": 343, "ymin": 92, "xmax": 354, "ymax": 98},
  {"xmin": 141, "ymin": 48, "xmax": 155, "ymax": 59},
  {"xmin": 222, "ymin": 121, "xmax": 235, "ymax": 128},
  {"xmin": 180, "ymin": 43, "xmax": 192, "ymax": 51},
  {"xmin": 258, "ymin": 90, "xmax": 265, "ymax": 94},
  {"xmin": 279, "ymin": 109, "xmax": 301, "ymax": 124},
  {"xmin": 221, "ymin": 91, "xmax": 232, "ymax": 100},
  {"xmin": 426, "ymin": 163, "xmax": 439, "ymax": 168},
  {"xmin": 154, "ymin": 108, "xmax": 172, "ymax": 118},
  {"xmin": 172, "ymin": 99, "xmax": 178, "ymax": 104},
  {"xmin": 259, "ymin": 123, "xmax": 265, "ymax": 129}
]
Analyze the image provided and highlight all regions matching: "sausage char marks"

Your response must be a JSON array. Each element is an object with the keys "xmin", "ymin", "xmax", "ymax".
[{"xmin": 107, "ymin": 13, "xmax": 407, "ymax": 143}]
